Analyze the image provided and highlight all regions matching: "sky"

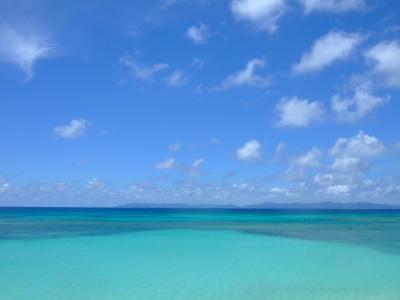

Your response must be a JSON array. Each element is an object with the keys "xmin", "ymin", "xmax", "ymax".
[{"xmin": 1, "ymin": 0, "xmax": 400, "ymax": 207}]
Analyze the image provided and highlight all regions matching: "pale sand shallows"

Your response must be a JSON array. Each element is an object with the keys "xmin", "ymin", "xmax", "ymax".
[{"xmin": 1, "ymin": 229, "xmax": 400, "ymax": 300}]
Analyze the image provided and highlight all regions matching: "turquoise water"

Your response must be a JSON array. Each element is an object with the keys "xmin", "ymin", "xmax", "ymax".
[{"xmin": 1, "ymin": 208, "xmax": 400, "ymax": 299}]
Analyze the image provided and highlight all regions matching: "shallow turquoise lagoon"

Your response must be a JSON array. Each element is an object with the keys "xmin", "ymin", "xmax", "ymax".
[{"xmin": 1, "ymin": 208, "xmax": 400, "ymax": 299}]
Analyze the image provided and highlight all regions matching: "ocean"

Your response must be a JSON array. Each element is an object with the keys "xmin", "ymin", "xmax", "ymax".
[{"xmin": 1, "ymin": 208, "xmax": 400, "ymax": 299}]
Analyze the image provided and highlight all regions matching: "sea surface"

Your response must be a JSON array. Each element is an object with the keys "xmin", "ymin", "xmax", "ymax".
[{"xmin": 1, "ymin": 208, "xmax": 400, "ymax": 300}]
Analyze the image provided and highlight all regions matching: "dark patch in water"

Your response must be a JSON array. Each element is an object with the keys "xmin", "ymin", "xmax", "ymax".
[{"xmin": 1, "ymin": 208, "xmax": 400, "ymax": 254}]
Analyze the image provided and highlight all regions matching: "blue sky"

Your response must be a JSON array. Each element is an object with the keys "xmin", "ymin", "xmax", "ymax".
[{"xmin": 1, "ymin": 0, "xmax": 400, "ymax": 207}]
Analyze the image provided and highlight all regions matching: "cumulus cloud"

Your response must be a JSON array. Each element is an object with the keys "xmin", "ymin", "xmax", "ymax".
[
  {"xmin": 365, "ymin": 40, "xmax": 400, "ymax": 89},
  {"xmin": 329, "ymin": 131, "xmax": 385, "ymax": 173},
  {"xmin": 54, "ymin": 119, "xmax": 90, "ymax": 139},
  {"xmin": 236, "ymin": 140, "xmax": 262, "ymax": 162},
  {"xmin": 155, "ymin": 158, "xmax": 176, "ymax": 169},
  {"xmin": 218, "ymin": 58, "xmax": 269, "ymax": 89},
  {"xmin": 285, "ymin": 147, "xmax": 322, "ymax": 178},
  {"xmin": 292, "ymin": 31, "xmax": 363, "ymax": 75},
  {"xmin": 120, "ymin": 56, "xmax": 169, "ymax": 81},
  {"xmin": 275, "ymin": 97, "xmax": 325, "ymax": 128},
  {"xmin": 0, "ymin": 26, "xmax": 54, "ymax": 80},
  {"xmin": 299, "ymin": 0, "xmax": 366, "ymax": 14},
  {"xmin": 331, "ymin": 83, "xmax": 390, "ymax": 122},
  {"xmin": 185, "ymin": 23, "xmax": 210, "ymax": 44},
  {"xmin": 230, "ymin": 0, "xmax": 287, "ymax": 33}
]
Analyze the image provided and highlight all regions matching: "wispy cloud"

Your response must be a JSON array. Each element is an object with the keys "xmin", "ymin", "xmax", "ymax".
[
  {"xmin": 292, "ymin": 31, "xmax": 363, "ymax": 75},
  {"xmin": 299, "ymin": 0, "xmax": 366, "ymax": 14},
  {"xmin": 155, "ymin": 158, "xmax": 176, "ymax": 170},
  {"xmin": 217, "ymin": 58, "xmax": 269, "ymax": 90},
  {"xmin": 120, "ymin": 56, "xmax": 169, "ymax": 81},
  {"xmin": 169, "ymin": 142, "xmax": 182, "ymax": 152},
  {"xmin": 87, "ymin": 178, "xmax": 108, "ymax": 191},
  {"xmin": 165, "ymin": 70, "xmax": 190, "ymax": 87},
  {"xmin": 159, "ymin": 0, "xmax": 179, "ymax": 10},
  {"xmin": 54, "ymin": 119, "xmax": 90, "ymax": 139},
  {"xmin": 284, "ymin": 147, "xmax": 321, "ymax": 179},
  {"xmin": 185, "ymin": 23, "xmax": 210, "ymax": 44},
  {"xmin": 0, "ymin": 26, "xmax": 54, "ymax": 80},
  {"xmin": 183, "ymin": 158, "xmax": 205, "ymax": 176},
  {"xmin": 210, "ymin": 137, "xmax": 223, "ymax": 145},
  {"xmin": 164, "ymin": 57, "xmax": 206, "ymax": 87}
]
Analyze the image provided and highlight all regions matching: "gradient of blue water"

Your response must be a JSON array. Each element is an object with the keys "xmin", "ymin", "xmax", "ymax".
[{"xmin": 1, "ymin": 208, "xmax": 400, "ymax": 299}]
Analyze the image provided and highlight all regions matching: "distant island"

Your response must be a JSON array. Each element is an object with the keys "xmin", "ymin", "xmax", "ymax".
[{"xmin": 117, "ymin": 201, "xmax": 400, "ymax": 210}]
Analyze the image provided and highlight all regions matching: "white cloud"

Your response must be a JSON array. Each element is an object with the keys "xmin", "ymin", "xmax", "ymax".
[
  {"xmin": 326, "ymin": 184, "xmax": 350, "ymax": 194},
  {"xmin": 365, "ymin": 40, "xmax": 400, "ymax": 89},
  {"xmin": 329, "ymin": 131, "xmax": 385, "ymax": 172},
  {"xmin": 87, "ymin": 178, "xmax": 107, "ymax": 191},
  {"xmin": 120, "ymin": 56, "xmax": 168, "ymax": 81},
  {"xmin": 292, "ymin": 31, "xmax": 363, "ymax": 75},
  {"xmin": 54, "ymin": 119, "xmax": 90, "ymax": 139},
  {"xmin": 2, "ymin": 171, "xmax": 399, "ymax": 206},
  {"xmin": 0, "ymin": 183, "xmax": 10, "ymax": 193},
  {"xmin": 185, "ymin": 24, "xmax": 210, "ymax": 44},
  {"xmin": 285, "ymin": 147, "xmax": 321, "ymax": 178},
  {"xmin": 155, "ymin": 158, "xmax": 176, "ymax": 170},
  {"xmin": 270, "ymin": 187, "xmax": 289, "ymax": 194},
  {"xmin": 236, "ymin": 139, "xmax": 262, "ymax": 162},
  {"xmin": 299, "ymin": 0, "xmax": 366, "ymax": 14},
  {"xmin": 275, "ymin": 96, "xmax": 325, "ymax": 128},
  {"xmin": 314, "ymin": 173, "xmax": 349, "ymax": 186},
  {"xmin": 230, "ymin": 0, "xmax": 287, "ymax": 33},
  {"xmin": 192, "ymin": 158, "xmax": 204, "ymax": 169},
  {"xmin": 331, "ymin": 83, "xmax": 390, "ymax": 122},
  {"xmin": 166, "ymin": 70, "xmax": 189, "ymax": 87},
  {"xmin": 218, "ymin": 58, "xmax": 269, "ymax": 89},
  {"xmin": 0, "ymin": 26, "xmax": 54, "ymax": 80}
]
